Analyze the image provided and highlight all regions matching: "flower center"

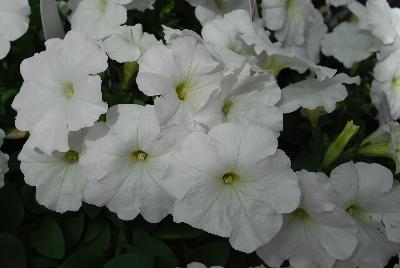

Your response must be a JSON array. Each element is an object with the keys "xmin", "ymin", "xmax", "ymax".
[
  {"xmin": 392, "ymin": 77, "xmax": 400, "ymax": 91},
  {"xmin": 65, "ymin": 83, "xmax": 75, "ymax": 97},
  {"xmin": 286, "ymin": 0, "xmax": 296, "ymax": 12},
  {"xmin": 132, "ymin": 150, "xmax": 148, "ymax": 161},
  {"xmin": 222, "ymin": 101, "xmax": 233, "ymax": 117},
  {"xmin": 293, "ymin": 207, "xmax": 308, "ymax": 217},
  {"xmin": 214, "ymin": 0, "xmax": 223, "ymax": 9},
  {"xmin": 346, "ymin": 205, "xmax": 359, "ymax": 216},
  {"xmin": 64, "ymin": 150, "xmax": 79, "ymax": 163},
  {"xmin": 176, "ymin": 82, "xmax": 188, "ymax": 101},
  {"xmin": 222, "ymin": 173, "xmax": 238, "ymax": 184},
  {"xmin": 99, "ymin": 0, "xmax": 107, "ymax": 12}
]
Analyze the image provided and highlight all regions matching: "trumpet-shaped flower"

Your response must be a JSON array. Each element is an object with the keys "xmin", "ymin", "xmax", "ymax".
[
  {"xmin": 103, "ymin": 24, "xmax": 159, "ymax": 63},
  {"xmin": 164, "ymin": 123, "xmax": 301, "ymax": 253},
  {"xmin": 195, "ymin": 64, "xmax": 282, "ymax": 134},
  {"xmin": 0, "ymin": 0, "xmax": 30, "ymax": 59},
  {"xmin": 257, "ymin": 170, "xmax": 357, "ymax": 268},
  {"xmin": 201, "ymin": 9, "xmax": 258, "ymax": 73},
  {"xmin": 261, "ymin": 0, "xmax": 311, "ymax": 46},
  {"xmin": 185, "ymin": 0, "xmax": 248, "ymax": 25},
  {"xmin": 321, "ymin": 22, "xmax": 381, "ymax": 68},
  {"xmin": 279, "ymin": 74, "xmax": 360, "ymax": 114},
  {"xmin": 18, "ymin": 131, "xmax": 87, "ymax": 213},
  {"xmin": 330, "ymin": 162, "xmax": 400, "ymax": 268},
  {"xmin": 366, "ymin": 0, "xmax": 400, "ymax": 45},
  {"xmin": 0, "ymin": 129, "xmax": 8, "ymax": 188},
  {"xmin": 371, "ymin": 49, "xmax": 400, "ymax": 120},
  {"xmin": 12, "ymin": 31, "xmax": 108, "ymax": 154},
  {"xmin": 70, "ymin": 0, "xmax": 132, "ymax": 39},
  {"xmin": 137, "ymin": 36, "xmax": 223, "ymax": 127},
  {"xmin": 81, "ymin": 104, "xmax": 185, "ymax": 222}
]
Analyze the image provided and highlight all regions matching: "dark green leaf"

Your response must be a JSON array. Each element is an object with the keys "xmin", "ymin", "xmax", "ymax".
[
  {"xmin": 103, "ymin": 252, "xmax": 154, "ymax": 268},
  {"xmin": 188, "ymin": 241, "xmax": 231, "ymax": 267},
  {"xmin": 30, "ymin": 218, "xmax": 65, "ymax": 259},
  {"xmin": 0, "ymin": 182, "xmax": 24, "ymax": 230},
  {"xmin": 87, "ymin": 222, "xmax": 111, "ymax": 252},
  {"xmin": 82, "ymin": 218, "xmax": 105, "ymax": 244},
  {"xmin": 82, "ymin": 203, "xmax": 102, "ymax": 218},
  {"xmin": 0, "ymin": 233, "xmax": 26, "ymax": 268},
  {"xmin": 59, "ymin": 246, "xmax": 104, "ymax": 268},
  {"xmin": 58, "ymin": 212, "xmax": 85, "ymax": 249},
  {"xmin": 153, "ymin": 221, "xmax": 204, "ymax": 240},
  {"xmin": 31, "ymin": 257, "xmax": 58, "ymax": 268}
]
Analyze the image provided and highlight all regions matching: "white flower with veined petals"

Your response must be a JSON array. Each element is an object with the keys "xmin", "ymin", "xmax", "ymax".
[
  {"xmin": 371, "ymin": 49, "xmax": 400, "ymax": 120},
  {"xmin": 12, "ymin": 31, "xmax": 108, "ymax": 154},
  {"xmin": 19, "ymin": 131, "xmax": 87, "ymax": 213},
  {"xmin": 330, "ymin": 162, "xmax": 400, "ymax": 268},
  {"xmin": 137, "ymin": 36, "xmax": 223, "ymax": 127},
  {"xmin": 257, "ymin": 170, "xmax": 357, "ymax": 268},
  {"xmin": 327, "ymin": 0, "xmax": 354, "ymax": 6},
  {"xmin": 185, "ymin": 0, "xmax": 248, "ymax": 25},
  {"xmin": 103, "ymin": 24, "xmax": 159, "ymax": 63},
  {"xmin": 81, "ymin": 104, "xmax": 186, "ymax": 222},
  {"xmin": 69, "ymin": 0, "xmax": 155, "ymax": 12},
  {"xmin": 0, "ymin": 129, "xmax": 9, "ymax": 188},
  {"xmin": 70, "ymin": 0, "xmax": 132, "ymax": 39},
  {"xmin": 261, "ymin": 0, "xmax": 311, "ymax": 46},
  {"xmin": 321, "ymin": 22, "xmax": 381, "ymax": 68},
  {"xmin": 164, "ymin": 123, "xmax": 301, "ymax": 253},
  {"xmin": 279, "ymin": 74, "xmax": 360, "ymax": 114},
  {"xmin": 0, "ymin": 0, "xmax": 30, "ymax": 60},
  {"xmin": 195, "ymin": 63, "xmax": 283, "ymax": 135},
  {"xmin": 201, "ymin": 9, "xmax": 258, "ymax": 74},
  {"xmin": 366, "ymin": 0, "xmax": 400, "ymax": 45}
]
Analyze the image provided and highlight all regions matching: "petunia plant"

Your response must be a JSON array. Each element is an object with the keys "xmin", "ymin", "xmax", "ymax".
[{"xmin": 1, "ymin": 0, "xmax": 400, "ymax": 268}]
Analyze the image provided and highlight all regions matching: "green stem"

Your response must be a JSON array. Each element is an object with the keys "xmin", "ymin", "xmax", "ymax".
[{"xmin": 121, "ymin": 61, "xmax": 139, "ymax": 90}]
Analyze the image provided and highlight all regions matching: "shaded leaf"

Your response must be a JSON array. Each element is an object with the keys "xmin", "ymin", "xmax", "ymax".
[{"xmin": 30, "ymin": 218, "xmax": 65, "ymax": 259}]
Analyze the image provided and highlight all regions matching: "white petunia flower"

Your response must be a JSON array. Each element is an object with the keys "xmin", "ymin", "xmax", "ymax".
[
  {"xmin": 366, "ymin": 0, "xmax": 400, "ymax": 45},
  {"xmin": 70, "ymin": 0, "xmax": 132, "ymax": 39},
  {"xmin": 164, "ymin": 123, "xmax": 301, "ymax": 253},
  {"xmin": 0, "ymin": 0, "xmax": 30, "ymax": 60},
  {"xmin": 103, "ymin": 24, "xmax": 159, "ymax": 63},
  {"xmin": 19, "ymin": 131, "xmax": 87, "ymax": 213},
  {"xmin": 0, "ymin": 129, "xmax": 9, "ymax": 188},
  {"xmin": 290, "ymin": 6, "xmax": 327, "ymax": 63},
  {"xmin": 12, "ymin": 31, "xmax": 108, "ymax": 154},
  {"xmin": 279, "ymin": 74, "xmax": 360, "ymax": 114},
  {"xmin": 81, "ymin": 104, "xmax": 185, "ymax": 222},
  {"xmin": 327, "ymin": 0, "xmax": 354, "ymax": 6},
  {"xmin": 261, "ymin": 0, "xmax": 311, "ymax": 46},
  {"xmin": 321, "ymin": 22, "xmax": 381, "ymax": 68},
  {"xmin": 257, "ymin": 170, "xmax": 357, "ymax": 268},
  {"xmin": 185, "ymin": 0, "xmax": 248, "ymax": 25},
  {"xmin": 195, "ymin": 63, "xmax": 283, "ymax": 135},
  {"xmin": 69, "ymin": 0, "xmax": 154, "ymax": 11},
  {"xmin": 201, "ymin": 9, "xmax": 258, "ymax": 74},
  {"xmin": 371, "ymin": 48, "xmax": 400, "ymax": 120},
  {"xmin": 330, "ymin": 162, "xmax": 400, "ymax": 268},
  {"xmin": 136, "ymin": 36, "xmax": 223, "ymax": 127}
]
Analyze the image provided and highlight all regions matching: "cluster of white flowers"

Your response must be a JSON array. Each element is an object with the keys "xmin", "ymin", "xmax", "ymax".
[{"xmin": 2, "ymin": 0, "xmax": 400, "ymax": 267}]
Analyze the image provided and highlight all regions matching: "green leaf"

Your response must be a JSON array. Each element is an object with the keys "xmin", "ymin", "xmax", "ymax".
[
  {"xmin": 188, "ymin": 241, "xmax": 231, "ymax": 267},
  {"xmin": 0, "ymin": 233, "xmax": 26, "ymax": 268},
  {"xmin": 58, "ymin": 212, "xmax": 85, "ymax": 249},
  {"xmin": 59, "ymin": 246, "xmax": 104, "ymax": 268},
  {"xmin": 153, "ymin": 221, "xmax": 204, "ymax": 240},
  {"xmin": 82, "ymin": 203, "xmax": 102, "ymax": 218},
  {"xmin": 133, "ymin": 230, "xmax": 178, "ymax": 267},
  {"xmin": 31, "ymin": 257, "xmax": 58, "ymax": 268},
  {"xmin": 0, "ymin": 182, "xmax": 24, "ymax": 230},
  {"xmin": 30, "ymin": 218, "xmax": 65, "ymax": 259},
  {"xmin": 88, "ymin": 222, "xmax": 111, "ymax": 252},
  {"xmin": 20, "ymin": 185, "xmax": 47, "ymax": 214},
  {"xmin": 104, "ymin": 252, "xmax": 154, "ymax": 268},
  {"xmin": 82, "ymin": 218, "xmax": 105, "ymax": 244}
]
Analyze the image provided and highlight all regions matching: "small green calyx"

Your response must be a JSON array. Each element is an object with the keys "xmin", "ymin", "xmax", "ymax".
[
  {"xmin": 222, "ymin": 173, "xmax": 238, "ymax": 185},
  {"xmin": 176, "ymin": 82, "xmax": 188, "ymax": 101},
  {"xmin": 392, "ymin": 77, "xmax": 400, "ymax": 91},
  {"xmin": 65, "ymin": 83, "xmax": 75, "ymax": 98},
  {"xmin": 214, "ymin": 0, "xmax": 223, "ymax": 9},
  {"xmin": 64, "ymin": 150, "xmax": 79, "ymax": 163},
  {"xmin": 133, "ymin": 150, "xmax": 148, "ymax": 161}
]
